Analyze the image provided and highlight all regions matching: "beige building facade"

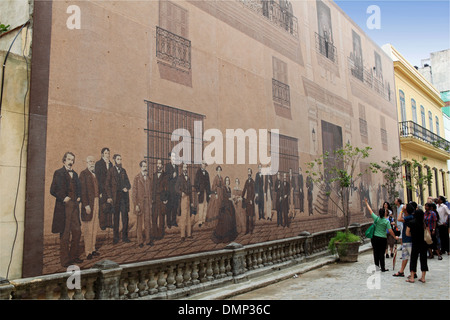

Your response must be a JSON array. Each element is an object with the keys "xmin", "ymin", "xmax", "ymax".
[{"xmin": 3, "ymin": 0, "xmax": 400, "ymax": 278}]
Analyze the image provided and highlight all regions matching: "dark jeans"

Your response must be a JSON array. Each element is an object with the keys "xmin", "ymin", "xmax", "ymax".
[
  {"xmin": 437, "ymin": 225, "xmax": 449, "ymax": 253},
  {"xmin": 371, "ymin": 235, "xmax": 388, "ymax": 271},
  {"xmin": 410, "ymin": 242, "xmax": 429, "ymax": 273}
]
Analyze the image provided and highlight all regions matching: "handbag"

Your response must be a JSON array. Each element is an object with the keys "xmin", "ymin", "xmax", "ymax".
[
  {"xmin": 365, "ymin": 217, "xmax": 379, "ymax": 239},
  {"xmin": 424, "ymin": 226, "xmax": 433, "ymax": 245}
]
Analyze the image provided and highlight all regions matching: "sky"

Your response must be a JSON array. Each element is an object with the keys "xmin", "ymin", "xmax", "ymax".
[{"xmin": 333, "ymin": 0, "xmax": 450, "ymax": 67}]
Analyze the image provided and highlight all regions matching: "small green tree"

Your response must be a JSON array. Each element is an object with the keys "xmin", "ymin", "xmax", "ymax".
[
  {"xmin": 371, "ymin": 156, "xmax": 403, "ymax": 210},
  {"xmin": 404, "ymin": 156, "xmax": 433, "ymax": 205},
  {"xmin": 306, "ymin": 143, "xmax": 375, "ymax": 233}
]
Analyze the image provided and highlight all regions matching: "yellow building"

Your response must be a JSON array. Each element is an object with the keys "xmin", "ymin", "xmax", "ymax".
[{"xmin": 383, "ymin": 44, "xmax": 450, "ymax": 205}]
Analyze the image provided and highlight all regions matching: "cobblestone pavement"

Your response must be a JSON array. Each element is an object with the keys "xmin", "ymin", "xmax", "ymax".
[{"xmin": 227, "ymin": 244, "xmax": 450, "ymax": 300}]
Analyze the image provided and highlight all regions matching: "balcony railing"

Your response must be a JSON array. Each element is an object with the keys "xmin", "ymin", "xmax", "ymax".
[
  {"xmin": 156, "ymin": 26, "xmax": 191, "ymax": 70},
  {"xmin": 238, "ymin": 0, "xmax": 299, "ymax": 37},
  {"xmin": 399, "ymin": 121, "xmax": 450, "ymax": 153},
  {"xmin": 347, "ymin": 56, "xmax": 392, "ymax": 101},
  {"xmin": 272, "ymin": 78, "xmax": 290, "ymax": 108},
  {"xmin": 315, "ymin": 32, "xmax": 337, "ymax": 63}
]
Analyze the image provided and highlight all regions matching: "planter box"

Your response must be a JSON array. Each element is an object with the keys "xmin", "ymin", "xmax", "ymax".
[{"xmin": 335, "ymin": 241, "xmax": 361, "ymax": 262}]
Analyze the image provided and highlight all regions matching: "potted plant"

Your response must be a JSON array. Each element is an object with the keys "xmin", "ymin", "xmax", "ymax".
[{"xmin": 307, "ymin": 143, "xmax": 375, "ymax": 262}]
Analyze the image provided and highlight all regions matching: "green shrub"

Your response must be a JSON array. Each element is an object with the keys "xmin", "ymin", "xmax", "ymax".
[{"xmin": 328, "ymin": 231, "xmax": 360, "ymax": 255}]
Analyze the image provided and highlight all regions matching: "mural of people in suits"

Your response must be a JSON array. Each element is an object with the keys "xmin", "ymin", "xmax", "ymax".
[
  {"xmin": 94, "ymin": 147, "xmax": 113, "ymax": 230},
  {"xmin": 232, "ymin": 178, "xmax": 246, "ymax": 234},
  {"xmin": 212, "ymin": 176, "xmax": 238, "ymax": 244},
  {"xmin": 206, "ymin": 165, "xmax": 224, "ymax": 227},
  {"xmin": 106, "ymin": 154, "xmax": 131, "ymax": 244},
  {"xmin": 306, "ymin": 175, "xmax": 314, "ymax": 216},
  {"xmin": 152, "ymin": 159, "xmax": 168, "ymax": 241},
  {"xmin": 79, "ymin": 156, "xmax": 100, "ymax": 260},
  {"xmin": 165, "ymin": 152, "xmax": 180, "ymax": 229},
  {"xmin": 264, "ymin": 173, "xmax": 274, "ymax": 221},
  {"xmin": 289, "ymin": 168, "xmax": 296, "ymax": 220},
  {"xmin": 255, "ymin": 164, "xmax": 265, "ymax": 220},
  {"xmin": 282, "ymin": 172, "xmax": 291, "ymax": 227},
  {"xmin": 175, "ymin": 163, "xmax": 194, "ymax": 241},
  {"xmin": 298, "ymin": 166, "xmax": 304, "ymax": 214},
  {"xmin": 132, "ymin": 160, "xmax": 152, "ymax": 247},
  {"xmin": 50, "ymin": 152, "xmax": 83, "ymax": 267},
  {"xmin": 242, "ymin": 168, "xmax": 256, "ymax": 234},
  {"xmin": 194, "ymin": 161, "xmax": 211, "ymax": 228}
]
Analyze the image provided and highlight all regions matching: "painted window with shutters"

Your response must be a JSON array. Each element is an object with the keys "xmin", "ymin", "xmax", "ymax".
[
  {"xmin": 272, "ymin": 56, "xmax": 290, "ymax": 109},
  {"xmin": 359, "ymin": 103, "xmax": 368, "ymax": 144},
  {"xmin": 159, "ymin": 0, "xmax": 188, "ymax": 38},
  {"xmin": 380, "ymin": 115, "xmax": 388, "ymax": 150}
]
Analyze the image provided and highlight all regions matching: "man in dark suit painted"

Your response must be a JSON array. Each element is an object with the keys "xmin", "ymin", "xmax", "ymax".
[
  {"xmin": 94, "ymin": 147, "xmax": 113, "ymax": 230},
  {"xmin": 50, "ymin": 151, "xmax": 83, "ymax": 267},
  {"xmin": 242, "ymin": 168, "xmax": 256, "ymax": 234},
  {"xmin": 106, "ymin": 154, "xmax": 131, "ymax": 244},
  {"xmin": 165, "ymin": 152, "xmax": 179, "ymax": 228},
  {"xmin": 297, "ymin": 166, "xmax": 304, "ymax": 213},
  {"xmin": 255, "ymin": 164, "xmax": 265, "ymax": 220},
  {"xmin": 281, "ymin": 172, "xmax": 290, "ymax": 227},
  {"xmin": 152, "ymin": 159, "xmax": 169, "ymax": 240},
  {"xmin": 194, "ymin": 160, "xmax": 211, "ymax": 228}
]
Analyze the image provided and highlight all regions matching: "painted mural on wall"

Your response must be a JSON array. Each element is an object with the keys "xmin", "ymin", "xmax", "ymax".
[{"xmin": 23, "ymin": 0, "xmax": 399, "ymax": 276}]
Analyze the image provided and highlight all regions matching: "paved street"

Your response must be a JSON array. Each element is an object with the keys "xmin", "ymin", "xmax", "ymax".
[{"xmin": 227, "ymin": 244, "xmax": 450, "ymax": 300}]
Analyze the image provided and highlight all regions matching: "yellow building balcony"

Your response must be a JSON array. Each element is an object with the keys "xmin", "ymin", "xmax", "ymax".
[{"xmin": 399, "ymin": 121, "xmax": 450, "ymax": 161}]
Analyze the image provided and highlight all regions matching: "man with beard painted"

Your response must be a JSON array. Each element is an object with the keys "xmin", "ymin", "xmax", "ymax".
[
  {"xmin": 152, "ymin": 159, "xmax": 169, "ymax": 241},
  {"xmin": 106, "ymin": 154, "xmax": 131, "ymax": 244},
  {"xmin": 132, "ymin": 160, "xmax": 152, "ymax": 247},
  {"xmin": 79, "ymin": 155, "xmax": 101, "ymax": 260},
  {"xmin": 95, "ymin": 147, "xmax": 113, "ymax": 230},
  {"xmin": 255, "ymin": 164, "xmax": 265, "ymax": 220},
  {"xmin": 176, "ymin": 163, "xmax": 194, "ymax": 241},
  {"xmin": 165, "ymin": 152, "xmax": 180, "ymax": 229},
  {"xmin": 50, "ymin": 151, "xmax": 83, "ymax": 267}
]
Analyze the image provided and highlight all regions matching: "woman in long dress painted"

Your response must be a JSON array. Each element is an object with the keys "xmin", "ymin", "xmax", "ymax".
[
  {"xmin": 232, "ymin": 178, "xmax": 246, "ymax": 233},
  {"xmin": 205, "ymin": 165, "xmax": 223, "ymax": 228},
  {"xmin": 212, "ymin": 176, "xmax": 238, "ymax": 244}
]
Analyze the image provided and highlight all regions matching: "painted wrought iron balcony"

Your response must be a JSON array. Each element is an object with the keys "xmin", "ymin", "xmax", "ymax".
[
  {"xmin": 238, "ymin": 0, "xmax": 298, "ymax": 37},
  {"xmin": 315, "ymin": 32, "xmax": 337, "ymax": 63},
  {"xmin": 272, "ymin": 78, "xmax": 290, "ymax": 108},
  {"xmin": 399, "ymin": 121, "xmax": 450, "ymax": 153},
  {"xmin": 156, "ymin": 26, "xmax": 191, "ymax": 70},
  {"xmin": 347, "ymin": 56, "xmax": 392, "ymax": 101}
]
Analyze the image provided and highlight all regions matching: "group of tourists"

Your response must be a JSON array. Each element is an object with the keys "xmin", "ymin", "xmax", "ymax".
[{"xmin": 365, "ymin": 196, "xmax": 449, "ymax": 283}]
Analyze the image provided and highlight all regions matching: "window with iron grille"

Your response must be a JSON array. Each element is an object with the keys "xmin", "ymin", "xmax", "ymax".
[
  {"xmin": 269, "ymin": 132, "xmax": 300, "ymax": 208},
  {"xmin": 145, "ymin": 100, "xmax": 204, "ymax": 180}
]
